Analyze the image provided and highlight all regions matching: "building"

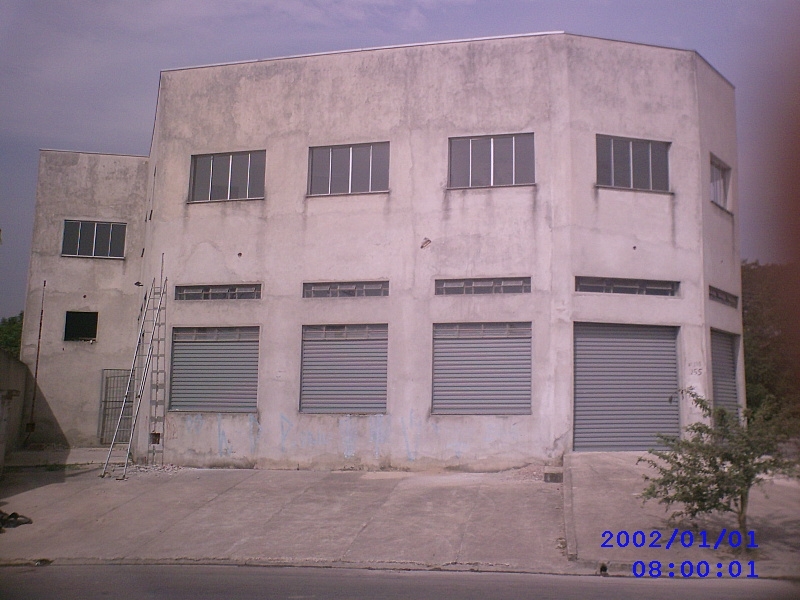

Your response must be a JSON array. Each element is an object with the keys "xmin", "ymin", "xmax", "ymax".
[{"xmin": 20, "ymin": 32, "xmax": 743, "ymax": 469}]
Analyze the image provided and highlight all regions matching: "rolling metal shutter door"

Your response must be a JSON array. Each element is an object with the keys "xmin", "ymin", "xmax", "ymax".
[
  {"xmin": 170, "ymin": 327, "xmax": 259, "ymax": 412},
  {"xmin": 711, "ymin": 330, "xmax": 739, "ymax": 416},
  {"xmin": 300, "ymin": 324, "xmax": 387, "ymax": 413},
  {"xmin": 574, "ymin": 323, "xmax": 679, "ymax": 450},
  {"xmin": 432, "ymin": 322, "xmax": 532, "ymax": 415}
]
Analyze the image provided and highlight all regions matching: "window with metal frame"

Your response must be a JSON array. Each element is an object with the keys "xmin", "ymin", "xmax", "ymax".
[
  {"xmin": 596, "ymin": 135, "xmax": 669, "ymax": 191},
  {"xmin": 432, "ymin": 322, "xmax": 532, "ymax": 415},
  {"xmin": 710, "ymin": 156, "xmax": 731, "ymax": 209},
  {"xmin": 448, "ymin": 133, "xmax": 535, "ymax": 188},
  {"xmin": 64, "ymin": 311, "xmax": 98, "ymax": 341},
  {"xmin": 175, "ymin": 284, "xmax": 262, "ymax": 300},
  {"xmin": 435, "ymin": 277, "xmax": 531, "ymax": 295},
  {"xmin": 62, "ymin": 220, "xmax": 126, "ymax": 258},
  {"xmin": 575, "ymin": 277, "xmax": 679, "ymax": 297},
  {"xmin": 170, "ymin": 326, "xmax": 259, "ymax": 413},
  {"xmin": 709, "ymin": 286, "xmax": 738, "ymax": 308},
  {"xmin": 308, "ymin": 142, "xmax": 389, "ymax": 195},
  {"xmin": 300, "ymin": 324, "xmax": 388, "ymax": 414},
  {"xmin": 189, "ymin": 150, "xmax": 266, "ymax": 202},
  {"xmin": 303, "ymin": 281, "xmax": 389, "ymax": 298}
]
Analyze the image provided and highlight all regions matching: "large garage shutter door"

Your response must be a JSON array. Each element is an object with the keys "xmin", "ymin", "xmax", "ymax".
[
  {"xmin": 711, "ymin": 330, "xmax": 739, "ymax": 417},
  {"xmin": 574, "ymin": 323, "xmax": 679, "ymax": 450},
  {"xmin": 170, "ymin": 327, "xmax": 259, "ymax": 412},
  {"xmin": 432, "ymin": 322, "xmax": 532, "ymax": 415},
  {"xmin": 300, "ymin": 324, "xmax": 388, "ymax": 413}
]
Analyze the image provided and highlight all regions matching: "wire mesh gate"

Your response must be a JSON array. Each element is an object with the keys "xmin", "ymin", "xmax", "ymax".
[{"xmin": 98, "ymin": 369, "xmax": 132, "ymax": 444}]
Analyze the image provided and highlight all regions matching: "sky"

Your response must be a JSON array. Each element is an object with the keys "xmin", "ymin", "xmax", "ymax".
[{"xmin": 1, "ymin": 0, "xmax": 799, "ymax": 318}]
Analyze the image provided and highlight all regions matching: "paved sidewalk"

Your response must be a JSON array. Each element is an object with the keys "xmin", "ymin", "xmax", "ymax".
[
  {"xmin": 0, "ymin": 459, "xmax": 574, "ymax": 574},
  {"xmin": 1, "ymin": 449, "xmax": 798, "ymax": 580}
]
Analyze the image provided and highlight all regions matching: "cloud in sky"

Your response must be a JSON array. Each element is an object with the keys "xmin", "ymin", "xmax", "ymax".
[{"xmin": 1, "ymin": 0, "xmax": 799, "ymax": 316}]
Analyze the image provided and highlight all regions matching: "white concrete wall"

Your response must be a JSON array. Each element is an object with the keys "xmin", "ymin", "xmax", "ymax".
[
  {"xmin": 23, "ymin": 34, "xmax": 742, "ymax": 466},
  {"xmin": 135, "ymin": 34, "xmax": 741, "ymax": 468},
  {"xmin": 21, "ymin": 151, "xmax": 148, "ymax": 446}
]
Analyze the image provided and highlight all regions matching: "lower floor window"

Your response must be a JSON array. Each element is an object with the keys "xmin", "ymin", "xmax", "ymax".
[
  {"xmin": 170, "ymin": 326, "xmax": 259, "ymax": 412},
  {"xmin": 300, "ymin": 324, "xmax": 388, "ymax": 413},
  {"xmin": 64, "ymin": 311, "xmax": 98, "ymax": 341},
  {"xmin": 432, "ymin": 322, "xmax": 532, "ymax": 414}
]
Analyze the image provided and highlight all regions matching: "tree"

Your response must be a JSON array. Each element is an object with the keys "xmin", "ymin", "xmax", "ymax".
[
  {"xmin": 741, "ymin": 261, "xmax": 800, "ymax": 424},
  {"xmin": 638, "ymin": 390, "xmax": 798, "ymax": 534},
  {"xmin": 0, "ymin": 311, "xmax": 23, "ymax": 358}
]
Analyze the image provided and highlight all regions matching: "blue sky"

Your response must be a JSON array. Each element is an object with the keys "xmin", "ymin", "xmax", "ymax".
[{"xmin": 1, "ymin": 0, "xmax": 799, "ymax": 317}]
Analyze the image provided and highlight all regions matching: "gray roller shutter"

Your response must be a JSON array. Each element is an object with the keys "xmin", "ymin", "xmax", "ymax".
[
  {"xmin": 432, "ymin": 322, "xmax": 531, "ymax": 415},
  {"xmin": 573, "ymin": 323, "xmax": 679, "ymax": 450},
  {"xmin": 300, "ymin": 324, "xmax": 387, "ymax": 413},
  {"xmin": 711, "ymin": 330, "xmax": 739, "ymax": 416},
  {"xmin": 170, "ymin": 327, "xmax": 259, "ymax": 412}
]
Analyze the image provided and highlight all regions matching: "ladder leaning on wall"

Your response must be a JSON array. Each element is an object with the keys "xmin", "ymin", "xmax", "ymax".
[{"xmin": 101, "ymin": 276, "xmax": 167, "ymax": 479}]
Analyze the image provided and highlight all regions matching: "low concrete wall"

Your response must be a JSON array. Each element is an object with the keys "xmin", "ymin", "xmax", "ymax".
[{"xmin": 0, "ymin": 349, "xmax": 29, "ymax": 473}]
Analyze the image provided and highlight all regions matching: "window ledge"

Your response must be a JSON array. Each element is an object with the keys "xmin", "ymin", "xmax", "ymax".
[
  {"xmin": 446, "ymin": 183, "xmax": 537, "ymax": 191},
  {"xmin": 61, "ymin": 254, "xmax": 125, "ymax": 260},
  {"xmin": 711, "ymin": 200, "xmax": 734, "ymax": 217},
  {"xmin": 595, "ymin": 185, "xmax": 673, "ymax": 196},
  {"xmin": 187, "ymin": 196, "xmax": 265, "ymax": 204},
  {"xmin": 306, "ymin": 190, "xmax": 390, "ymax": 198}
]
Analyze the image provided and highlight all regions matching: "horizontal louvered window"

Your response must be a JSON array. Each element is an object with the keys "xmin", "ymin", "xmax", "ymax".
[
  {"xmin": 576, "ymin": 277, "xmax": 679, "ymax": 297},
  {"xmin": 175, "ymin": 284, "xmax": 261, "ymax": 300},
  {"xmin": 170, "ymin": 326, "xmax": 259, "ymax": 412},
  {"xmin": 303, "ymin": 281, "xmax": 389, "ymax": 298},
  {"xmin": 300, "ymin": 324, "xmax": 388, "ymax": 414},
  {"xmin": 435, "ymin": 277, "xmax": 531, "ymax": 295},
  {"xmin": 573, "ymin": 323, "xmax": 679, "ymax": 451},
  {"xmin": 432, "ymin": 322, "xmax": 532, "ymax": 415},
  {"xmin": 709, "ymin": 286, "xmax": 738, "ymax": 308}
]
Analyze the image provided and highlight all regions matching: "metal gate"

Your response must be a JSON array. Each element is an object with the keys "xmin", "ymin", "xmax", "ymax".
[
  {"xmin": 170, "ymin": 327, "xmax": 259, "ymax": 412},
  {"xmin": 300, "ymin": 324, "xmax": 388, "ymax": 413},
  {"xmin": 573, "ymin": 323, "xmax": 679, "ymax": 450},
  {"xmin": 98, "ymin": 369, "xmax": 132, "ymax": 444},
  {"xmin": 432, "ymin": 322, "xmax": 532, "ymax": 415},
  {"xmin": 711, "ymin": 330, "xmax": 739, "ymax": 416}
]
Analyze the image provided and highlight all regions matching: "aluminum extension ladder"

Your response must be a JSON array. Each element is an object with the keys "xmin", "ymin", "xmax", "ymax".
[{"xmin": 101, "ymin": 277, "xmax": 167, "ymax": 479}]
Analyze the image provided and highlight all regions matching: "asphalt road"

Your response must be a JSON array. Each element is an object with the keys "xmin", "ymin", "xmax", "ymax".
[{"xmin": 1, "ymin": 565, "xmax": 798, "ymax": 600}]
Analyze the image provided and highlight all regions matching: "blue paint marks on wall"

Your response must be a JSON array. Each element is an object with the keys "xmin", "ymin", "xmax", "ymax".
[
  {"xmin": 338, "ymin": 416, "xmax": 356, "ymax": 458},
  {"xmin": 280, "ymin": 414, "xmax": 293, "ymax": 453},
  {"xmin": 369, "ymin": 414, "xmax": 389, "ymax": 458},
  {"xmin": 248, "ymin": 413, "xmax": 261, "ymax": 455},
  {"xmin": 217, "ymin": 413, "xmax": 232, "ymax": 457}
]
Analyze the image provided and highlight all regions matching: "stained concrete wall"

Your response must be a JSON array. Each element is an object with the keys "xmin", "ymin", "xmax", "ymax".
[
  {"xmin": 21, "ymin": 151, "xmax": 148, "ymax": 446},
  {"xmin": 22, "ymin": 34, "xmax": 742, "ymax": 467},
  {"xmin": 131, "ymin": 33, "xmax": 741, "ymax": 468}
]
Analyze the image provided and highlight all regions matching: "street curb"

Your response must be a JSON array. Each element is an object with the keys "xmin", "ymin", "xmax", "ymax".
[{"xmin": 562, "ymin": 453, "xmax": 578, "ymax": 561}]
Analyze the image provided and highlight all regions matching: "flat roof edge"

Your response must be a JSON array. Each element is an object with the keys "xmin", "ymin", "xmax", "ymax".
[
  {"xmin": 161, "ymin": 31, "xmax": 566, "ymax": 73},
  {"xmin": 40, "ymin": 149, "xmax": 150, "ymax": 159}
]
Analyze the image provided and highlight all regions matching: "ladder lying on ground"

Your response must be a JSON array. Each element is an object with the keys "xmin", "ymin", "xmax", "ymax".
[{"xmin": 101, "ymin": 277, "xmax": 167, "ymax": 479}]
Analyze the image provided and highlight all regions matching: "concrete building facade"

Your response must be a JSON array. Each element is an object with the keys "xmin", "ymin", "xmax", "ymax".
[{"xmin": 21, "ymin": 33, "xmax": 743, "ymax": 469}]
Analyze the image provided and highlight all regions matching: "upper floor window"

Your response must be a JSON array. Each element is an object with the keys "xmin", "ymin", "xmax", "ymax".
[
  {"xmin": 308, "ymin": 142, "xmax": 389, "ymax": 195},
  {"xmin": 596, "ymin": 135, "xmax": 669, "ymax": 192},
  {"xmin": 62, "ymin": 220, "xmax": 126, "ymax": 258},
  {"xmin": 710, "ymin": 156, "xmax": 731, "ymax": 210},
  {"xmin": 190, "ymin": 150, "xmax": 265, "ymax": 202},
  {"xmin": 448, "ymin": 133, "xmax": 535, "ymax": 188}
]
